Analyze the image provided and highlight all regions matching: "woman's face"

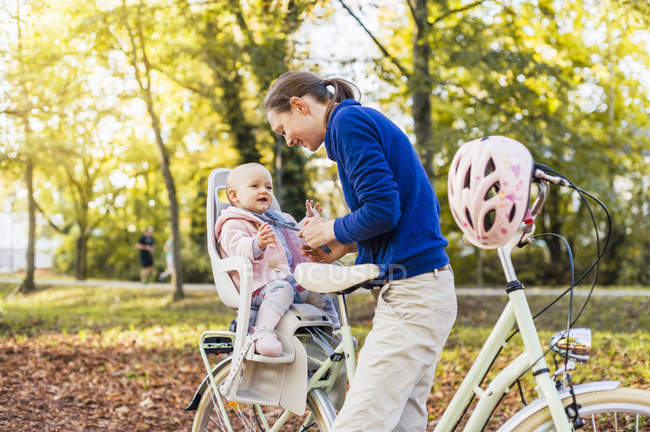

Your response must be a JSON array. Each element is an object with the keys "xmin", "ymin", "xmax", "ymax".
[{"xmin": 267, "ymin": 96, "xmax": 327, "ymax": 152}]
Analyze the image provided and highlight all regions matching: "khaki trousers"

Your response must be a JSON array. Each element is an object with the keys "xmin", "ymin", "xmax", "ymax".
[{"xmin": 333, "ymin": 267, "xmax": 457, "ymax": 432}]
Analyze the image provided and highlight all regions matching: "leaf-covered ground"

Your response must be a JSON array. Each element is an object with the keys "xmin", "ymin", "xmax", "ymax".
[
  {"xmin": 0, "ymin": 334, "xmax": 201, "ymax": 431},
  {"xmin": 1, "ymin": 283, "xmax": 648, "ymax": 431}
]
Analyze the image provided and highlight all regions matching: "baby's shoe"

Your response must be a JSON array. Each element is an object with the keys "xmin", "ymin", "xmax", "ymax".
[{"xmin": 254, "ymin": 329, "xmax": 283, "ymax": 357}]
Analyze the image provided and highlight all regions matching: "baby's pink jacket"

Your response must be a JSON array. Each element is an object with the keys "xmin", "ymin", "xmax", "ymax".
[{"xmin": 215, "ymin": 206, "xmax": 311, "ymax": 294}]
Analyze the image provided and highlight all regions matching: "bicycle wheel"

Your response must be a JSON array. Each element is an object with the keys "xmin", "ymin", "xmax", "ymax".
[
  {"xmin": 511, "ymin": 387, "xmax": 650, "ymax": 431},
  {"xmin": 192, "ymin": 357, "xmax": 336, "ymax": 432}
]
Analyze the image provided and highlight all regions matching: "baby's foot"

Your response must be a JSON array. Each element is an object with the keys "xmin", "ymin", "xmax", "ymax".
[{"xmin": 254, "ymin": 329, "xmax": 283, "ymax": 357}]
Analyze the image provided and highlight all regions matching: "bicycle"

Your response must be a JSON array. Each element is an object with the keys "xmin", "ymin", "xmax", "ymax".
[{"xmin": 186, "ymin": 160, "xmax": 650, "ymax": 431}]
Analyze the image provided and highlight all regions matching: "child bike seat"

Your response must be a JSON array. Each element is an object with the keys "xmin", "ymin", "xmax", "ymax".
[{"xmin": 295, "ymin": 262, "xmax": 381, "ymax": 293}]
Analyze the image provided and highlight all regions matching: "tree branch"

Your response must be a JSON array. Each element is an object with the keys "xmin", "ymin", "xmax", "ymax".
[
  {"xmin": 405, "ymin": 0, "xmax": 417, "ymax": 20},
  {"xmin": 33, "ymin": 200, "xmax": 72, "ymax": 234},
  {"xmin": 432, "ymin": 0, "xmax": 489, "ymax": 26},
  {"xmin": 152, "ymin": 64, "xmax": 214, "ymax": 98},
  {"xmin": 1, "ymin": 108, "xmax": 27, "ymax": 117},
  {"xmin": 337, "ymin": 0, "xmax": 410, "ymax": 78}
]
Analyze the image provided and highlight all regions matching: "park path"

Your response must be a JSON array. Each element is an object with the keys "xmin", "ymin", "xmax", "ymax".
[{"xmin": 1, "ymin": 276, "xmax": 648, "ymax": 297}]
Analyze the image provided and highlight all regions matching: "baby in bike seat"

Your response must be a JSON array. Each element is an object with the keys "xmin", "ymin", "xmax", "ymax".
[{"xmin": 215, "ymin": 163, "xmax": 340, "ymax": 357}]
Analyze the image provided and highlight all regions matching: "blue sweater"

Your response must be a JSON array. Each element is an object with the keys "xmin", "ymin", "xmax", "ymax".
[{"xmin": 325, "ymin": 99, "xmax": 449, "ymax": 280}]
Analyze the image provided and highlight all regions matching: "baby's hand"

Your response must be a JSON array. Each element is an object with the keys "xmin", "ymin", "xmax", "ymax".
[
  {"xmin": 257, "ymin": 223, "xmax": 276, "ymax": 250},
  {"xmin": 305, "ymin": 200, "xmax": 321, "ymax": 218}
]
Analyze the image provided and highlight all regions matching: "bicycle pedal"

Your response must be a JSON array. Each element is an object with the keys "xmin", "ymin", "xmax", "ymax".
[{"xmin": 201, "ymin": 336, "xmax": 233, "ymax": 355}]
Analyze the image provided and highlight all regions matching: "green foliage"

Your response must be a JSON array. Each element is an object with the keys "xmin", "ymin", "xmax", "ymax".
[
  {"xmin": 1, "ymin": 0, "xmax": 647, "ymax": 287},
  {"xmin": 1, "ymin": 0, "xmax": 319, "ymax": 284},
  {"xmin": 367, "ymin": 0, "xmax": 649, "ymax": 286}
]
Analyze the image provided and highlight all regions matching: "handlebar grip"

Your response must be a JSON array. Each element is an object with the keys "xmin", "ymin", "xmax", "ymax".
[{"xmin": 533, "ymin": 168, "xmax": 571, "ymax": 187}]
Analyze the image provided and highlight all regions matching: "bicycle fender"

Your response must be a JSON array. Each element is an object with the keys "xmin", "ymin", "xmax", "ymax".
[
  {"xmin": 496, "ymin": 380, "xmax": 620, "ymax": 432},
  {"xmin": 184, "ymin": 357, "xmax": 231, "ymax": 411}
]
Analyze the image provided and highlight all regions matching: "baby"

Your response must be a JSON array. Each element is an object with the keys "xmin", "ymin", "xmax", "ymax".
[{"xmin": 215, "ymin": 163, "xmax": 340, "ymax": 356}]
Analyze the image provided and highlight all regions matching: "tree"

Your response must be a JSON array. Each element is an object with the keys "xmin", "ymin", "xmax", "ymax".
[
  {"xmin": 84, "ymin": 0, "xmax": 186, "ymax": 297},
  {"xmin": 1, "ymin": 0, "xmax": 51, "ymax": 293},
  {"xmin": 150, "ymin": 0, "xmax": 316, "ymax": 217},
  {"xmin": 122, "ymin": 0, "xmax": 185, "ymax": 298},
  {"xmin": 338, "ymin": 0, "xmax": 649, "ymax": 285}
]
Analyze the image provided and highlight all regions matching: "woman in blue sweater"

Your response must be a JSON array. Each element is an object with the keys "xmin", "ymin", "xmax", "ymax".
[{"xmin": 265, "ymin": 71, "xmax": 456, "ymax": 432}]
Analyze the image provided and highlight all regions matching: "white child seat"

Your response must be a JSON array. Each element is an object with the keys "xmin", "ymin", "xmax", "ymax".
[{"xmin": 206, "ymin": 168, "xmax": 334, "ymax": 415}]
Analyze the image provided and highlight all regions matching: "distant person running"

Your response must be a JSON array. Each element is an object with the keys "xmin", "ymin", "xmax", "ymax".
[
  {"xmin": 159, "ymin": 238, "xmax": 174, "ymax": 281},
  {"xmin": 136, "ymin": 226, "xmax": 155, "ymax": 283}
]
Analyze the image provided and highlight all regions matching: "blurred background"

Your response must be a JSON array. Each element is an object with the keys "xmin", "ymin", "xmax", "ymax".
[{"xmin": 1, "ymin": 0, "xmax": 648, "ymax": 294}]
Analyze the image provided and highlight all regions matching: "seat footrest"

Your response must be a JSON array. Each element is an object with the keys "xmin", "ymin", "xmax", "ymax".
[
  {"xmin": 245, "ymin": 333, "xmax": 295, "ymax": 364},
  {"xmin": 201, "ymin": 336, "xmax": 233, "ymax": 356}
]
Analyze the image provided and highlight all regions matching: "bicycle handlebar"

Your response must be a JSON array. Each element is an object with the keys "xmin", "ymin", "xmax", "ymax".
[
  {"xmin": 516, "ymin": 166, "xmax": 571, "ymax": 247},
  {"xmin": 533, "ymin": 167, "xmax": 571, "ymax": 187}
]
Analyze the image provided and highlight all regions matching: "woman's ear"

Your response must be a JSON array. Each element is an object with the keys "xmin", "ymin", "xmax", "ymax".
[{"xmin": 289, "ymin": 96, "xmax": 309, "ymax": 114}]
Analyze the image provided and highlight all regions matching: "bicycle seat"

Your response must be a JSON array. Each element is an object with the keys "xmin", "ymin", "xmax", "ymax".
[{"xmin": 294, "ymin": 262, "xmax": 381, "ymax": 293}]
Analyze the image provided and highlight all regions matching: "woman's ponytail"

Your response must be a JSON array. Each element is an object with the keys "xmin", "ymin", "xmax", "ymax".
[
  {"xmin": 265, "ymin": 72, "xmax": 360, "ymax": 125},
  {"xmin": 322, "ymin": 77, "xmax": 359, "ymax": 123}
]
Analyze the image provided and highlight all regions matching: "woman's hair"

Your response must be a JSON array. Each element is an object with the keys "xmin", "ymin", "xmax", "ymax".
[{"xmin": 264, "ymin": 71, "xmax": 360, "ymax": 125}]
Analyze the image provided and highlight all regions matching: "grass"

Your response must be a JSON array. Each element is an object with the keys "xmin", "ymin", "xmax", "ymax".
[
  {"xmin": 0, "ymin": 283, "xmax": 232, "ymax": 348},
  {"xmin": 1, "ymin": 281, "xmax": 648, "ymax": 431},
  {"xmin": 1, "ymin": 281, "xmax": 648, "ymax": 389}
]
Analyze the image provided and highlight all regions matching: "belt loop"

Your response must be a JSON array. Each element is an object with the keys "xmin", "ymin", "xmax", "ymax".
[{"xmin": 433, "ymin": 268, "xmax": 440, "ymax": 278}]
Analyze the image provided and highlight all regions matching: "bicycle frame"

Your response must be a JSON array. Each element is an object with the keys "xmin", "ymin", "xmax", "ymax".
[
  {"xmin": 198, "ymin": 177, "xmax": 579, "ymax": 432},
  {"xmin": 434, "ymin": 181, "xmax": 573, "ymax": 431}
]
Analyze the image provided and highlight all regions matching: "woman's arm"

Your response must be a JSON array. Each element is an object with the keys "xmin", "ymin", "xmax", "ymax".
[{"xmin": 330, "ymin": 108, "xmax": 401, "ymax": 244}]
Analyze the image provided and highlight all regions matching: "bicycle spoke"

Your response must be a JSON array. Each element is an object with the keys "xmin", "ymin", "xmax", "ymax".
[
  {"xmin": 233, "ymin": 405, "xmax": 256, "ymax": 431},
  {"xmin": 255, "ymin": 405, "xmax": 270, "ymax": 430},
  {"xmin": 207, "ymin": 414, "xmax": 225, "ymax": 432},
  {"xmin": 591, "ymin": 413, "xmax": 596, "ymax": 431},
  {"xmin": 193, "ymin": 344, "xmax": 338, "ymax": 431},
  {"xmin": 208, "ymin": 392, "xmax": 227, "ymax": 432}
]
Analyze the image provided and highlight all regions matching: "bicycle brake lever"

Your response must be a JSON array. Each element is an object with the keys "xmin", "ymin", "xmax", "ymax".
[{"xmin": 517, "ymin": 209, "xmax": 536, "ymax": 248}]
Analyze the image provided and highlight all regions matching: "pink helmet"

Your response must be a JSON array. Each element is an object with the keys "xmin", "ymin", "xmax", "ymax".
[{"xmin": 448, "ymin": 136, "xmax": 534, "ymax": 249}]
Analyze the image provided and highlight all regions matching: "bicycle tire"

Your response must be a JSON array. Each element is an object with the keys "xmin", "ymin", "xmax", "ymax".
[
  {"xmin": 192, "ymin": 357, "xmax": 336, "ymax": 432},
  {"xmin": 510, "ymin": 387, "xmax": 650, "ymax": 431}
]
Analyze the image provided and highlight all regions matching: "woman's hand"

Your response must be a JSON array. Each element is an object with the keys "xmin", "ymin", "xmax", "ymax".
[
  {"xmin": 299, "ymin": 216, "xmax": 336, "ymax": 248},
  {"xmin": 301, "ymin": 239, "xmax": 355, "ymax": 263},
  {"xmin": 257, "ymin": 223, "xmax": 276, "ymax": 250}
]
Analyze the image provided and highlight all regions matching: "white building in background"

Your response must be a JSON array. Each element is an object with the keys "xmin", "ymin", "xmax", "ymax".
[{"xmin": 0, "ymin": 211, "xmax": 54, "ymax": 274}]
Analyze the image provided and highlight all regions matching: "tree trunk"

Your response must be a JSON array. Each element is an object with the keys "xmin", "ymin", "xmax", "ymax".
[
  {"xmin": 74, "ymin": 231, "xmax": 89, "ymax": 280},
  {"xmin": 220, "ymin": 72, "xmax": 260, "ymax": 164},
  {"xmin": 18, "ymin": 157, "xmax": 36, "ymax": 294},
  {"xmin": 542, "ymin": 187, "xmax": 566, "ymax": 284},
  {"xmin": 410, "ymin": 0, "xmax": 435, "ymax": 184},
  {"xmin": 144, "ymin": 83, "xmax": 184, "ymax": 300},
  {"xmin": 231, "ymin": 0, "xmax": 308, "ymax": 215},
  {"xmin": 125, "ymin": 1, "xmax": 184, "ymax": 299},
  {"xmin": 600, "ymin": 23, "xmax": 620, "ymax": 283},
  {"xmin": 14, "ymin": 0, "xmax": 35, "ymax": 294},
  {"xmin": 274, "ymin": 136, "xmax": 283, "ymax": 204}
]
